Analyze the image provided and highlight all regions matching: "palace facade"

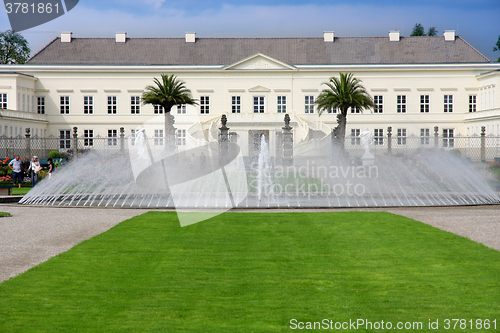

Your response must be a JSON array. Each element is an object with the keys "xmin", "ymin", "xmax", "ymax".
[{"xmin": 1, "ymin": 30, "xmax": 499, "ymax": 157}]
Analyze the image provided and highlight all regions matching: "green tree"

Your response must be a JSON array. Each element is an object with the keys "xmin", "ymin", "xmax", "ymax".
[
  {"xmin": 315, "ymin": 73, "xmax": 374, "ymax": 150},
  {"xmin": 493, "ymin": 35, "xmax": 500, "ymax": 62},
  {"xmin": 141, "ymin": 74, "xmax": 197, "ymax": 149},
  {"xmin": 427, "ymin": 27, "xmax": 438, "ymax": 36},
  {"xmin": 0, "ymin": 30, "xmax": 30, "ymax": 64},
  {"xmin": 410, "ymin": 23, "xmax": 426, "ymax": 36},
  {"xmin": 410, "ymin": 24, "xmax": 439, "ymax": 37}
]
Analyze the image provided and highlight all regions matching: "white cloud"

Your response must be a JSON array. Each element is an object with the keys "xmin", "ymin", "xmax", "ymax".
[{"xmin": 142, "ymin": 0, "xmax": 166, "ymax": 10}]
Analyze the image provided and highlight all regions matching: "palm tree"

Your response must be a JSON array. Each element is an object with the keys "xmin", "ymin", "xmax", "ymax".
[
  {"xmin": 315, "ymin": 73, "xmax": 374, "ymax": 150},
  {"xmin": 141, "ymin": 74, "xmax": 197, "ymax": 150}
]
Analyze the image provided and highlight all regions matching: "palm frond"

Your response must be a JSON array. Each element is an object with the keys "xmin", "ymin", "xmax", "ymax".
[
  {"xmin": 315, "ymin": 73, "xmax": 374, "ymax": 116},
  {"xmin": 141, "ymin": 74, "xmax": 197, "ymax": 113}
]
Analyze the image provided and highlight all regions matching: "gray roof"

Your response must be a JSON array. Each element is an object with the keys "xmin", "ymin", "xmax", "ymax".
[{"xmin": 27, "ymin": 36, "xmax": 490, "ymax": 66}]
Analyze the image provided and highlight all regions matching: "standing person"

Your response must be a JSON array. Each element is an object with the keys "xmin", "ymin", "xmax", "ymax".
[
  {"xmin": 28, "ymin": 156, "xmax": 42, "ymax": 187},
  {"xmin": 47, "ymin": 157, "xmax": 54, "ymax": 180},
  {"xmin": 199, "ymin": 152, "xmax": 207, "ymax": 172},
  {"xmin": 190, "ymin": 153, "xmax": 196, "ymax": 170},
  {"xmin": 8, "ymin": 155, "xmax": 23, "ymax": 188}
]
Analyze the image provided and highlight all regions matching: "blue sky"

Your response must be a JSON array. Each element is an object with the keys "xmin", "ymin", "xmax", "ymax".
[{"xmin": 1, "ymin": 0, "xmax": 499, "ymax": 61}]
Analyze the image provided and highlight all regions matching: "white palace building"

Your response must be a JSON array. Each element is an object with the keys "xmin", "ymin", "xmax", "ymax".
[{"xmin": 0, "ymin": 30, "xmax": 499, "ymax": 158}]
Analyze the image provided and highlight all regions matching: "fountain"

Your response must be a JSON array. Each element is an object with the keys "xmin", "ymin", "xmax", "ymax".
[{"xmin": 20, "ymin": 116, "xmax": 500, "ymax": 215}]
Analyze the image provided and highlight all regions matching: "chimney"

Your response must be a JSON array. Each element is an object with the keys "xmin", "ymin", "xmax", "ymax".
[
  {"xmin": 185, "ymin": 32, "xmax": 196, "ymax": 43},
  {"xmin": 389, "ymin": 30, "xmax": 400, "ymax": 42},
  {"xmin": 116, "ymin": 32, "xmax": 127, "ymax": 43},
  {"xmin": 323, "ymin": 31, "xmax": 334, "ymax": 43},
  {"xmin": 61, "ymin": 32, "xmax": 72, "ymax": 43},
  {"xmin": 444, "ymin": 30, "xmax": 455, "ymax": 41}
]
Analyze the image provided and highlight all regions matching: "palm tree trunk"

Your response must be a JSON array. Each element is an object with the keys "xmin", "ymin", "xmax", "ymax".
[{"xmin": 338, "ymin": 108, "xmax": 348, "ymax": 151}]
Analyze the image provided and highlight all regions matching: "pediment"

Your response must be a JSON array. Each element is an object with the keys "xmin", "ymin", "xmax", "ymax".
[
  {"xmin": 248, "ymin": 85, "xmax": 271, "ymax": 92},
  {"xmin": 224, "ymin": 53, "xmax": 296, "ymax": 71}
]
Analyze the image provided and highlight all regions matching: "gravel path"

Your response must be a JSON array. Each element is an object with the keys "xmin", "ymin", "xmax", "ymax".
[
  {"xmin": 0, "ymin": 205, "xmax": 148, "ymax": 283},
  {"xmin": 0, "ymin": 204, "xmax": 498, "ymax": 283}
]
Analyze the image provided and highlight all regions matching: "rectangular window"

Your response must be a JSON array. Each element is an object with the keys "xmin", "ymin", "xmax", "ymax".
[
  {"xmin": 154, "ymin": 105, "xmax": 164, "ymax": 114},
  {"xmin": 350, "ymin": 106, "xmax": 360, "ymax": 114},
  {"xmin": 443, "ymin": 129, "xmax": 454, "ymax": 148},
  {"xmin": 397, "ymin": 128, "xmax": 407, "ymax": 145},
  {"xmin": 108, "ymin": 129, "xmax": 117, "ymax": 146},
  {"xmin": 351, "ymin": 129, "xmax": 360, "ymax": 146},
  {"xmin": 84, "ymin": 130, "xmax": 94, "ymax": 147},
  {"xmin": 177, "ymin": 104, "xmax": 186, "ymax": 114},
  {"xmin": 397, "ymin": 95, "xmax": 406, "ymax": 113},
  {"xmin": 420, "ymin": 128, "xmax": 430, "ymax": 145},
  {"xmin": 277, "ymin": 96, "xmax": 286, "ymax": 113},
  {"xmin": 444, "ymin": 95, "xmax": 453, "ymax": 113},
  {"xmin": 305, "ymin": 96, "xmax": 314, "ymax": 114},
  {"xmin": 374, "ymin": 95, "xmax": 383, "ymax": 113},
  {"xmin": 420, "ymin": 95, "xmax": 429, "ymax": 113},
  {"xmin": 254, "ymin": 96, "xmax": 265, "ymax": 113},
  {"xmin": 131, "ymin": 96, "xmax": 140, "ymax": 114},
  {"xmin": 154, "ymin": 129, "xmax": 164, "ymax": 146},
  {"xmin": 107, "ymin": 96, "xmax": 117, "ymax": 114},
  {"xmin": 469, "ymin": 95, "xmax": 477, "ymax": 113},
  {"xmin": 84, "ymin": 96, "xmax": 94, "ymax": 114},
  {"xmin": 60, "ymin": 96, "xmax": 70, "ymax": 114},
  {"xmin": 200, "ymin": 96, "xmax": 210, "ymax": 114},
  {"xmin": 59, "ymin": 130, "xmax": 71, "ymax": 149},
  {"xmin": 328, "ymin": 107, "xmax": 337, "ymax": 114},
  {"xmin": 176, "ymin": 129, "xmax": 186, "ymax": 146},
  {"xmin": 37, "ymin": 97, "xmax": 45, "ymax": 114},
  {"xmin": 232, "ymin": 96, "xmax": 241, "ymax": 114},
  {"xmin": 374, "ymin": 128, "xmax": 384, "ymax": 145}
]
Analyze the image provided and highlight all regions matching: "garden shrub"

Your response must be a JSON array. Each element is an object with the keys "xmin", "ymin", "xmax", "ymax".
[{"xmin": 48, "ymin": 151, "xmax": 59, "ymax": 159}]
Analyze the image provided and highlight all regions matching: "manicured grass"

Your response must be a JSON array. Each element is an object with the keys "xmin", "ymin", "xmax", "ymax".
[
  {"xmin": 0, "ymin": 212, "xmax": 11, "ymax": 216},
  {"xmin": 11, "ymin": 187, "xmax": 30, "ymax": 195},
  {"xmin": 0, "ymin": 212, "xmax": 499, "ymax": 332}
]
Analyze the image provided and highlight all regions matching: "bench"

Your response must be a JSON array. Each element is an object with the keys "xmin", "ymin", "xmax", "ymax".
[{"xmin": 0, "ymin": 185, "xmax": 16, "ymax": 195}]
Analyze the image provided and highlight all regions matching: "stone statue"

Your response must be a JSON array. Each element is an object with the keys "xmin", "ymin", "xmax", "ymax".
[
  {"xmin": 359, "ymin": 128, "xmax": 373, "ymax": 155},
  {"xmin": 135, "ymin": 128, "xmax": 147, "ymax": 157}
]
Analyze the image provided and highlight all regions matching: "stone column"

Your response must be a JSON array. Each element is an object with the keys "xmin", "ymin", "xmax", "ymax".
[
  {"xmin": 282, "ymin": 114, "xmax": 293, "ymax": 166},
  {"xmin": 218, "ymin": 114, "xmax": 235, "ymax": 206},
  {"xmin": 481, "ymin": 126, "xmax": 486, "ymax": 162},
  {"xmin": 434, "ymin": 126, "xmax": 439, "ymax": 148},
  {"xmin": 25, "ymin": 128, "xmax": 31, "ymax": 160},
  {"xmin": 120, "ymin": 127, "xmax": 125, "ymax": 153},
  {"xmin": 72, "ymin": 127, "xmax": 78, "ymax": 160},
  {"xmin": 387, "ymin": 126, "xmax": 392, "ymax": 154},
  {"xmin": 219, "ymin": 114, "xmax": 229, "ymax": 163}
]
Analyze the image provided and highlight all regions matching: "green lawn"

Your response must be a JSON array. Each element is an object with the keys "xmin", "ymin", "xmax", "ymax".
[
  {"xmin": 11, "ymin": 187, "xmax": 30, "ymax": 195},
  {"xmin": 0, "ymin": 212, "xmax": 499, "ymax": 332}
]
